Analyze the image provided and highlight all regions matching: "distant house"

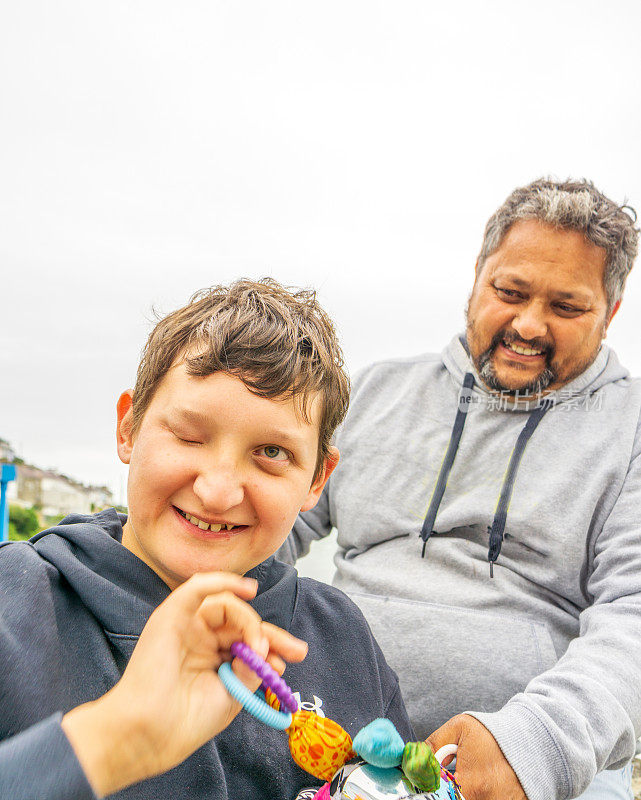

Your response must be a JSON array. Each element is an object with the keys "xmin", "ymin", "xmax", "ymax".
[
  {"xmin": 1, "ymin": 437, "xmax": 114, "ymax": 518},
  {"xmin": 0, "ymin": 438, "xmax": 16, "ymax": 462},
  {"xmin": 86, "ymin": 485, "xmax": 115, "ymax": 511},
  {"xmin": 17, "ymin": 465, "xmax": 114, "ymax": 517}
]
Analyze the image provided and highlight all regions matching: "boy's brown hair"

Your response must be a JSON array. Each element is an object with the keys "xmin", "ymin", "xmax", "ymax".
[{"xmin": 131, "ymin": 278, "xmax": 350, "ymax": 478}]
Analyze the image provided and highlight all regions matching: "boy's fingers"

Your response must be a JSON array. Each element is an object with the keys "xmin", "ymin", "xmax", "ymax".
[
  {"xmin": 260, "ymin": 622, "xmax": 308, "ymax": 662},
  {"xmin": 265, "ymin": 653, "xmax": 286, "ymax": 676},
  {"xmin": 231, "ymin": 658, "xmax": 263, "ymax": 693},
  {"xmin": 176, "ymin": 573, "xmax": 258, "ymax": 613},
  {"xmin": 198, "ymin": 592, "xmax": 265, "ymax": 654}
]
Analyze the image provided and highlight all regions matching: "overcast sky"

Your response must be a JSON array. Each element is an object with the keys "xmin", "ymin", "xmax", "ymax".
[{"xmin": 1, "ymin": 1, "xmax": 640, "ymax": 506}]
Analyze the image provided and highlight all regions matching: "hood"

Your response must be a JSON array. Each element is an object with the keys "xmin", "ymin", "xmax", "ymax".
[
  {"xmin": 29, "ymin": 508, "xmax": 171, "ymax": 635},
  {"xmin": 28, "ymin": 508, "xmax": 299, "ymax": 635},
  {"xmin": 441, "ymin": 334, "xmax": 629, "ymax": 411}
]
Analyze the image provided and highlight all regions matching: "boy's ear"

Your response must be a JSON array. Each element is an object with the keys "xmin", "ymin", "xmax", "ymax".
[
  {"xmin": 300, "ymin": 446, "xmax": 339, "ymax": 512},
  {"xmin": 116, "ymin": 391, "xmax": 135, "ymax": 465}
]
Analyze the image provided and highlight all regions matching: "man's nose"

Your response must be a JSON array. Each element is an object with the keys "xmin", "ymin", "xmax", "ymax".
[
  {"xmin": 511, "ymin": 302, "xmax": 548, "ymax": 341},
  {"xmin": 192, "ymin": 462, "xmax": 245, "ymax": 512}
]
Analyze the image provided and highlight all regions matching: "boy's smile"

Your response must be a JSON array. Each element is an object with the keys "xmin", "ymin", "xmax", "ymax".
[{"xmin": 116, "ymin": 366, "xmax": 336, "ymax": 589}]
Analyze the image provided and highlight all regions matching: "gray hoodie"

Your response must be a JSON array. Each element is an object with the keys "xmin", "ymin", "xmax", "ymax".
[{"xmin": 279, "ymin": 335, "xmax": 641, "ymax": 800}]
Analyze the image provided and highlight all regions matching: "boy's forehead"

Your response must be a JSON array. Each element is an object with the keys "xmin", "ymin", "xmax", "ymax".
[{"xmin": 156, "ymin": 363, "xmax": 324, "ymax": 435}]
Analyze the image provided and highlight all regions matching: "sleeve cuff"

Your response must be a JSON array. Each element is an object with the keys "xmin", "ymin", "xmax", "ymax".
[
  {"xmin": 0, "ymin": 713, "xmax": 97, "ymax": 800},
  {"xmin": 466, "ymin": 702, "xmax": 573, "ymax": 800}
]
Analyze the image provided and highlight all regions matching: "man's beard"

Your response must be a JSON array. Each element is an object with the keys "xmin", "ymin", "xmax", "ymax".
[{"xmin": 473, "ymin": 330, "xmax": 557, "ymax": 397}]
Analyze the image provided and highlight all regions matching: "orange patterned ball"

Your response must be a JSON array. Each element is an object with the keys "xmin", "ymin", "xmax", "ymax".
[{"xmin": 287, "ymin": 711, "xmax": 355, "ymax": 781}]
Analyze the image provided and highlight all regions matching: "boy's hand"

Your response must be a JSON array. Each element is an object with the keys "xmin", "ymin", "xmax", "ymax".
[
  {"xmin": 427, "ymin": 714, "xmax": 527, "ymax": 800},
  {"xmin": 62, "ymin": 572, "xmax": 308, "ymax": 798}
]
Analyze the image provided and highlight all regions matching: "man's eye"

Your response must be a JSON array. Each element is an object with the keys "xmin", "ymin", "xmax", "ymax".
[
  {"xmin": 258, "ymin": 445, "xmax": 289, "ymax": 461},
  {"xmin": 495, "ymin": 287, "xmax": 522, "ymax": 301},
  {"xmin": 555, "ymin": 304, "xmax": 583, "ymax": 316}
]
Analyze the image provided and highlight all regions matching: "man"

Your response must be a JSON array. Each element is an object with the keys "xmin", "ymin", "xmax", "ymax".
[{"xmin": 279, "ymin": 179, "xmax": 641, "ymax": 800}]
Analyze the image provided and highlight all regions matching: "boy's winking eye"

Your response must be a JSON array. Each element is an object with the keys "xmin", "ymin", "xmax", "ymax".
[{"xmin": 158, "ymin": 389, "xmax": 316, "ymax": 471}]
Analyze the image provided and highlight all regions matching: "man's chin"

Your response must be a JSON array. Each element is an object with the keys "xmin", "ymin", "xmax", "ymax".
[{"xmin": 478, "ymin": 360, "xmax": 555, "ymax": 396}]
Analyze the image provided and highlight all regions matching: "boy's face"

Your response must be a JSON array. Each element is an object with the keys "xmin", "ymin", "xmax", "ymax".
[{"xmin": 117, "ymin": 365, "xmax": 337, "ymax": 589}]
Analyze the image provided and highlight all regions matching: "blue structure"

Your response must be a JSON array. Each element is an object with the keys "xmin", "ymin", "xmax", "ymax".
[{"xmin": 1, "ymin": 463, "xmax": 17, "ymax": 542}]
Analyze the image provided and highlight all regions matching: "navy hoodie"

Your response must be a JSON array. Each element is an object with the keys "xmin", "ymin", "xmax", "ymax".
[{"xmin": 0, "ymin": 509, "xmax": 412, "ymax": 799}]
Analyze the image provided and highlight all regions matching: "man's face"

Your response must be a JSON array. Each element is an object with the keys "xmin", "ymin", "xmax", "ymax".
[
  {"xmin": 466, "ymin": 219, "xmax": 614, "ymax": 396},
  {"xmin": 116, "ymin": 366, "xmax": 336, "ymax": 589}
]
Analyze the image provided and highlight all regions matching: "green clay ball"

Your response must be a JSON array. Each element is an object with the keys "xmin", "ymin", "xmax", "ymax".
[{"xmin": 401, "ymin": 741, "xmax": 441, "ymax": 793}]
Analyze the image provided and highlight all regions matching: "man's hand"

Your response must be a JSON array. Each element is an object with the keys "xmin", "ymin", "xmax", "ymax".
[
  {"xmin": 427, "ymin": 714, "xmax": 527, "ymax": 800},
  {"xmin": 62, "ymin": 572, "xmax": 308, "ymax": 797}
]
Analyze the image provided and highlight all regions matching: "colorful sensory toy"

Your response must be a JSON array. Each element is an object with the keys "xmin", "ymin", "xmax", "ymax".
[
  {"xmin": 218, "ymin": 642, "xmax": 466, "ymax": 798},
  {"xmin": 325, "ymin": 758, "xmax": 464, "ymax": 800}
]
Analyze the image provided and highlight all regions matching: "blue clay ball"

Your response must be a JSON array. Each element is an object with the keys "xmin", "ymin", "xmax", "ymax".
[{"xmin": 352, "ymin": 718, "xmax": 405, "ymax": 768}]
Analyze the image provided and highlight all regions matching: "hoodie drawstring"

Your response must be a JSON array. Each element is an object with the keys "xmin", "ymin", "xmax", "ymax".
[
  {"xmin": 419, "ymin": 372, "xmax": 553, "ymax": 576},
  {"xmin": 486, "ymin": 399, "xmax": 552, "ymax": 575},
  {"xmin": 420, "ymin": 372, "xmax": 475, "ymax": 557}
]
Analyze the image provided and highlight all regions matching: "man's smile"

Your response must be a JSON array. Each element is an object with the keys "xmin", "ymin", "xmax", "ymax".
[
  {"xmin": 488, "ymin": 329, "xmax": 553, "ymax": 370},
  {"xmin": 497, "ymin": 338, "xmax": 547, "ymax": 363},
  {"xmin": 500, "ymin": 339, "xmax": 544, "ymax": 357}
]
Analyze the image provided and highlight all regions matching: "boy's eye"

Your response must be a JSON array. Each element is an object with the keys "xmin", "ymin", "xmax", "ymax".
[
  {"xmin": 257, "ymin": 445, "xmax": 289, "ymax": 461},
  {"xmin": 170, "ymin": 428, "xmax": 202, "ymax": 445}
]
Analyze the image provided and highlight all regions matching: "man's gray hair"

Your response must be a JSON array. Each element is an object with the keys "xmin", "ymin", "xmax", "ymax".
[{"xmin": 477, "ymin": 178, "xmax": 639, "ymax": 312}]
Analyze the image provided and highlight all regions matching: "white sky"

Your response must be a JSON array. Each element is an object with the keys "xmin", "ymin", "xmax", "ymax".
[{"xmin": 1, "ymin": 1, "xmax": 640, "ymax": 508}]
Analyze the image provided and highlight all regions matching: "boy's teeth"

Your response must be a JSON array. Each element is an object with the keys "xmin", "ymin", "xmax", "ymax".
[{"xmin": 181, "ymin": 510, "xmax": 235, "ymax": 532}]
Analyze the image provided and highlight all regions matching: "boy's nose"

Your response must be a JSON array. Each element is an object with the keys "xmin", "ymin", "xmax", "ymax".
[{"xmin": 192, "ymin": 466, "xmax": 245, "ymax": 512}]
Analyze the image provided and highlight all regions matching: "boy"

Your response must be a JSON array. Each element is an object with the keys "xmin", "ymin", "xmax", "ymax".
[{"xmin": 0, "ymin": 279, "xmax": 413, "ymax": 799}]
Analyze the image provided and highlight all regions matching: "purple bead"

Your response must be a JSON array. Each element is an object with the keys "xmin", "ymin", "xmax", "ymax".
[
  {"xmin": 247, "ymin": 653, "xmax": 261, "ymax": 671},
  {"xmin": 229, "ymin": 640, "xmax": 298, "ymax": 713},
  {"xmin": 230, "ymin": 641, "xmax": 246, "ymax": 659}
]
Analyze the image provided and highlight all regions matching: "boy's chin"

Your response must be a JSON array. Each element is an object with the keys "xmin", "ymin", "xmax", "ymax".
[{"xmin": 161, "ymin": 554, "xmax": 265, "ymax": 586}]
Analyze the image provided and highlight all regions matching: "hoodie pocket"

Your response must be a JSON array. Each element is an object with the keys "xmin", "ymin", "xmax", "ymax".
[{"xmin": 347, "ymin": 591, "xmax": 558, "ymax": 741}]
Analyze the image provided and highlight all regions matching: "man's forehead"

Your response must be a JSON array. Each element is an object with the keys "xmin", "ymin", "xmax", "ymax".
[
  {"xmin": 487, "ymin": 219, "xmax": 607, "ymax": 268},
  {"xmin": 479, "ymin": 220, "xmax": 608, "ymax": 297}
]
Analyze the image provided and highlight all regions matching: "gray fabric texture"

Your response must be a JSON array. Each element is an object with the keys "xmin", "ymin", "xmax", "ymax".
[{"xmin": 278, "ymin": 334, "xmax": 641, "ymax": 800}]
